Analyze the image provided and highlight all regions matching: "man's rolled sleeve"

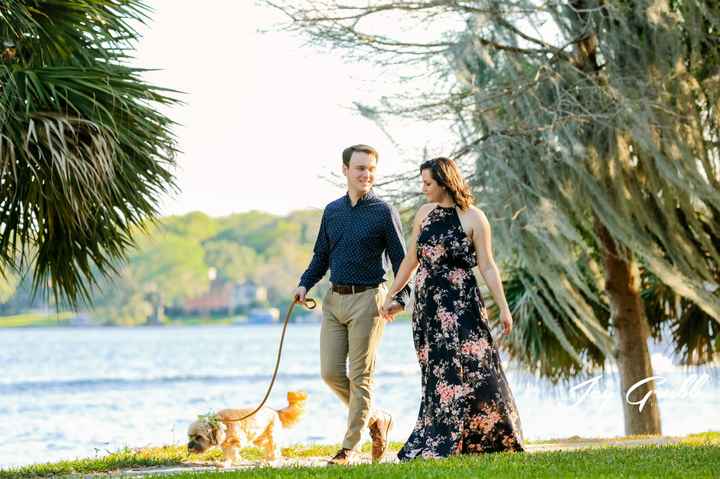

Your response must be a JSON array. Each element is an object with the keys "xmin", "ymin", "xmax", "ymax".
[
  {"xmin": 385, "ymin": 205, "xmax": 412, "ymax": 308},
  {"xmin": 299, "ymin": 210, "xmax": 330, "ymax": 292}
]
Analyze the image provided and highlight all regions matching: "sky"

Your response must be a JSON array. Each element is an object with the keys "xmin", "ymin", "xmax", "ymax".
[{"xmin": 132, "ymin": 1, "xmax": 439, "ymax": 218}]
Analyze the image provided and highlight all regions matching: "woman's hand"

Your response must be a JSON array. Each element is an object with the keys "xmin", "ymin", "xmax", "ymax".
[
  {"xmin": 381, "ymin": 297, "xmax": 403, "ymax": 321},
  {"xmin": 500, "ymin": 308, "xmax": 513, "ymax": 336}
]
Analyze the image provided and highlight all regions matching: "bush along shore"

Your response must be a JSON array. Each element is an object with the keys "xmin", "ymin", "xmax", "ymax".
[{"xmin": 1, "ymin": 432, "xmax": 719, "ymax": 479}]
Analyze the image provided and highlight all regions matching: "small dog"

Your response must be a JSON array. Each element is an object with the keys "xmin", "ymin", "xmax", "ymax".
[{"xmin": 187, "ymin": 391, "xmax": 307, "ymax": 466}]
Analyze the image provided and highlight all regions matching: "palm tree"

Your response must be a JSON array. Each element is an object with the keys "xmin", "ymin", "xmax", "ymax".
[{"xmin": 0, "ymin": 0, "xmax": 178, "ymax": 303}]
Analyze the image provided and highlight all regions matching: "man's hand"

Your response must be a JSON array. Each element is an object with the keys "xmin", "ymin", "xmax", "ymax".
[
  {"xmin": 292, "ymin": 286, "xmax": 307, "ymax": 303},
  {"xmin": 381, "ymin": 298, "xmax": 403, "ymax": 322}
]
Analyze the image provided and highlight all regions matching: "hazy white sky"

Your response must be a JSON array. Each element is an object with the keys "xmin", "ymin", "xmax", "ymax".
[{"xmin": 133, "ymin": 1, "xmax": 439, "ymax": 217}]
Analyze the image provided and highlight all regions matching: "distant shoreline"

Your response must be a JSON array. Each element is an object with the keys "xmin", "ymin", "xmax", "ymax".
[{"xmin": 0, "ymin": 311, "xmax": 411, "ymax": 329}]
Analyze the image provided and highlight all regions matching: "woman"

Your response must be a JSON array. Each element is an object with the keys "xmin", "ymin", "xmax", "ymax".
[{"xmin": 382, "ymin": 157, "xmax": 524, "ymax": 460}]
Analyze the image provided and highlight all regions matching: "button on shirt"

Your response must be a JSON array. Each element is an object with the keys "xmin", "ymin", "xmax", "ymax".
[{"xmin": 299, "ymin": 190, "xmax": 411, "ymax": 306}]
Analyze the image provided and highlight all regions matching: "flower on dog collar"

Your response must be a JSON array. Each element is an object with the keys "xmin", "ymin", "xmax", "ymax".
[{"xmin": 197, "ymin": 411, "xmax": 225, "ymax": 430}]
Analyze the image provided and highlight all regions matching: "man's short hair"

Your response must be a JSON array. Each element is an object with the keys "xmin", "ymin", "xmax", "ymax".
[{"xmin": 342, "ymin": 144, "xmax": 379, "ymax": 167}]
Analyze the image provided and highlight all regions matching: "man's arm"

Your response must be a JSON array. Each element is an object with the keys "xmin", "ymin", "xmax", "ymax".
[
  {"xmin": 295, "ymin": 210, "xmax": 330, "ymax": 299},
  {"xmin": 384, "ymin": 205, "xmax": 412, "ymax": 309}
]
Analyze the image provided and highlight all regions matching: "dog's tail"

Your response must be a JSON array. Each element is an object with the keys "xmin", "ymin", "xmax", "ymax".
[{"xmin": 277, "ymin": 390, "xmax": 308, "ymax": 428}]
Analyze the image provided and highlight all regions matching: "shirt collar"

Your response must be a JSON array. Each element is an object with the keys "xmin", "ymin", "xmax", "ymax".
[{"xmin": 345, "ymin": 189, "xmax": 376, "ymax": 208}]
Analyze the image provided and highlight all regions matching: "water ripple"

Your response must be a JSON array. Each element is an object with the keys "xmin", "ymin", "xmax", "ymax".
[{"xmin": 0, "ymin": 370, "xmax": 416, "ymax": 394}]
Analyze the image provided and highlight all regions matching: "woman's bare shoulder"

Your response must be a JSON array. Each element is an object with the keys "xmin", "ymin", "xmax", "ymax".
[
  {"xmin": 413, "ymin": 203, "xmax": 436, "ymax": 226},
  {"xmin": 466, "ymin": 204, "xmax": 486, "ymax": 218},
  {"xmin": 416, "ymin": 203, "xmax": 437, "ymax": 217},
  {"xmin": 418, "ymin": 202, "xmax": 437, "ymax": 214},
  {"xmin": 465, "ymin": 205, "xmax": 490, "ymax": 227}
]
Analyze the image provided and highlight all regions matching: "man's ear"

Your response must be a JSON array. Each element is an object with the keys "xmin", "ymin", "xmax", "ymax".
[{"xmin": 342, "ymin": 163, "xmax": 349, "ymax": 177}]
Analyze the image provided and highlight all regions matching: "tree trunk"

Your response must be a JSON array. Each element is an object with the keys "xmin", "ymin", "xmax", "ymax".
[
  {"xmin": 595, "ymin": 219, "xmax": 662, "ymax": 435},
  {"xmin": 571, "ymin": 0, "xmax": 662, "ymax": 434}
]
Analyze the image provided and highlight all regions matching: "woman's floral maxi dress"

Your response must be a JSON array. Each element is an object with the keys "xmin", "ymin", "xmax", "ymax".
[{"xmin": 397, "ymin": 205, "xmax": 525, "ymax": 460}]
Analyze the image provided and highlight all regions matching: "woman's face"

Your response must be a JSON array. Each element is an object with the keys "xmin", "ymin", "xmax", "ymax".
[{"xmin": 421, "ymin": 168, "xmax": 445, "ymax": 203}]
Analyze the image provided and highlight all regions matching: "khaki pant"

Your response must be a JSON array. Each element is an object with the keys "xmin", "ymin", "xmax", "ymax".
[{"xmin": 320, "ymin": 284, "xmax": 387, "ymax": 450}]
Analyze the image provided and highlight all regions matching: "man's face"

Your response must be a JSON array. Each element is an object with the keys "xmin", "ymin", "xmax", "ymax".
[{"xmin": 343, "ymin": 151, "xmax": 377, "ymax": 195}]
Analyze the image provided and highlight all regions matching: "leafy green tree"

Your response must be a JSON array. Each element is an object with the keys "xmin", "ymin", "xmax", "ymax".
[
  {"xmin": 161, "ymin": 212, "xmax": 221, "ymax": 241},
  {"xmin": 89, "ymin": 232, "xmax": 211, "ymax": 324},
  {"xmin": 0, "ymin": 0, "xmax": 178, "ymax": 303},
  {"xmin": 286, "ymin": 210, "xmax": 324, "ymax": 245},
  {"xmin": 203, "ymin": 240, "xmax": 260, "ymax": 282},
  {"xmin": 213, "ymin": 211, "xmax": 278, "ymax": 248},
  {"xmin": 128, "ymin": 234, "xmax": 210, "ymax": 308},
  {"xmin": 256, "ymin": 239, "xmax": 327, "ymax": 309},
  {"xmin": 213, "ymin": 212, "xmax": 303, "ymax": 253},
  {"xmin": 91, "ymin": 269, "xmax": 153, "ymax": 326}
]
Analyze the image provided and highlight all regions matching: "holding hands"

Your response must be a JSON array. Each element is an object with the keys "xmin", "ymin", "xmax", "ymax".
[{"xmin": 381, "ymin": 297, "xmax": 403, "ymax": 322}]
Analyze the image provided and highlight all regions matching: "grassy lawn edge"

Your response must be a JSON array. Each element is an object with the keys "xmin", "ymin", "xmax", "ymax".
[{"xmin": 1, "ymin": 432, "xmax": 718, "ymax": 478}]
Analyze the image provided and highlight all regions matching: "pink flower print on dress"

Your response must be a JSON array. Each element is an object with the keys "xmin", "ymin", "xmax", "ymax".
[
  {"xmin": 469, "ymin": 402, "xmax": 502, "ymax": 435},
  {"xmin": 502, "ymin": 434, "xmax": 520, "ymax": 449},
  {"xmin": 437, "ymin": 382, "xmax": 455, "ymax": 407},
  {"xmin": 455, "ymin": 383, "xmax": 472, "ymax": 399},
  {"xmin": 438, "ymin": 308, "xmax": 459, "ymax": 330},
  {"xmin": 420, "ymin": 210, "xmax": 435, "ymax": 230},
  {"xmin": 437, "ymin": 382, "xmax": 472, "ymax": 408},
  {"xmin": 447, "ymin": 268, "xmax": 466, "ymax": 287},
  {"xmin": 417, "ymin": 345, "xmax": 429, "ymax": 365},
  {"xmin": 422, "ymin": 243, "xmax": 446, "ymax": 263},
  {"xmin": 461, "ymin": 338, "xmax": 490, "ymax": 358},
  {"xmin": 415, "ymin": 268, "xmax": 429, "ymax": 289}
]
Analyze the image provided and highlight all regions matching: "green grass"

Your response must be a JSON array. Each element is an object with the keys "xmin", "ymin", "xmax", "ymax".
[
  {"xmin": 0, "ymin": 445, "xmax": 222, "ymax": 479},
  {"xmin": 1, "ymin": 434, "xmax": 718, "ymax": 479},
  {"xmin": 0, "ymin": 312, "xmax": 74, "ymax": 328},
  {"xmin": 175, "ymin": 445, "xmax": 720, "ymax": 479},
  {"xmin": 0, "ymin": 442, "xmax": 400, "ymax": 478}
]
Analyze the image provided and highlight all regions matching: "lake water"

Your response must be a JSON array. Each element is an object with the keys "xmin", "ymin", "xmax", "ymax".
[{"xmin": 1, "ymin": 324, "xmax": 718, "ymax": 468}]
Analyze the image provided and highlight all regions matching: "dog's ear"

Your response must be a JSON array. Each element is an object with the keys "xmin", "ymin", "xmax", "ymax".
[{"xmin": 209, "ymin": 421, "xmax": 227, "ymax": 445}]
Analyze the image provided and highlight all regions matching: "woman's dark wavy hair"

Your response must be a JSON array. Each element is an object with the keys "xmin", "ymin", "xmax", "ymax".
[{"xmin": 420, "ymin": 157, "xmax": 474, "ymax": 210}]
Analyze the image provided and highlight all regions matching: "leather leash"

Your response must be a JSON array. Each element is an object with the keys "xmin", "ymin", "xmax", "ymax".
[{"xmin": 226, "ymin": 297, "xmax": 317, "ymax": 422}]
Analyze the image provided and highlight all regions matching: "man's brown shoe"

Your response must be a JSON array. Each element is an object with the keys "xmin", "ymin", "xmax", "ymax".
[
  {"xmin": 369, "ymin": 411, "xmax": 393, "ymax": 463},
  {"xmin": 327, "ymin": 448, "xmax": 353, "ymax": 466}
]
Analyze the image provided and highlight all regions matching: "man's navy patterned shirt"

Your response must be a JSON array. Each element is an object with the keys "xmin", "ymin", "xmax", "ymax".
[{"xmin": 299, "ymin": 190, "xmax": 410, "ymax": 306}]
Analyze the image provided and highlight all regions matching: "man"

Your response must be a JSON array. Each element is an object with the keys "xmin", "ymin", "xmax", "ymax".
[{"xmin": 293, "ymin": 144, "xmax": 408, "ymax": 465}]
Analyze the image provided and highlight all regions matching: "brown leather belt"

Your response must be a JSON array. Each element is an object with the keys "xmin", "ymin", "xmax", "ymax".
[{"xmin": 331, "ymin": 283, "xmax": 378, "ymax": 295}]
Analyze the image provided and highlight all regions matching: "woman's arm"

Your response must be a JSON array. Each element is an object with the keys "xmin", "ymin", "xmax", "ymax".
[{"xmin": 469, "ymin": 207, "xmax": 514, "ymax": 336}]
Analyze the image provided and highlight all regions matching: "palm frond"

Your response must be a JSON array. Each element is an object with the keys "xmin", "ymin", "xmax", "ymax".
[
  {"xmin": 0, "ymin": 1, "xmax": 179, "ymax": 304},
  {"xmin": 488, "ymin": 263, "xmax": 611, "ymax": 383}
]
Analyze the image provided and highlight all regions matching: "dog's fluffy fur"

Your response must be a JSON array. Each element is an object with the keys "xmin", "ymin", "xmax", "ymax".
[{"xmin": 187, "ymin": 391, "xmax": 307, "ymax": 466}]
